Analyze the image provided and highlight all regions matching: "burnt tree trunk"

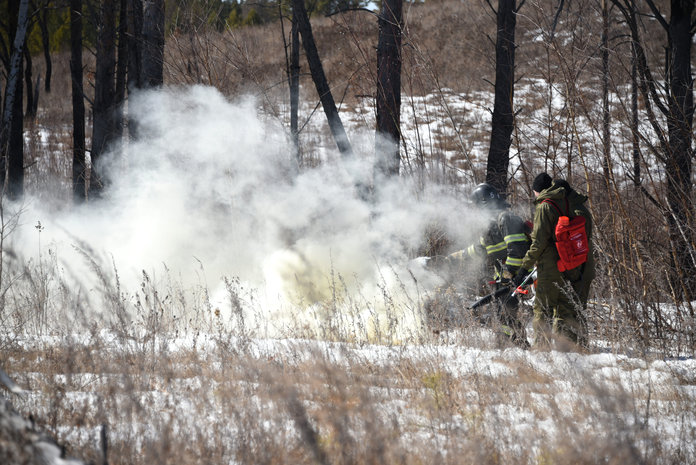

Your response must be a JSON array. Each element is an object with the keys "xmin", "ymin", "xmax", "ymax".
[
  {"xmin": 291, "ymin": 0, "xmax": 352, "ymax": 157},
  {"xmin": 1, "ymin": 0, "xmax": 29, "ymax": 200},
  {"xmin": 375, "ymin": 0, "xmax": 402, "ymax": 178},
  {"xmin": 290, "ymin": 7, "xmax": 300, "ymax": 161},
  {"xmin": 91, "ymin": 0, "xmax": 118, "ymax": 198},
  {"xmin": 664, "ymin": 0, "xmax": 695, "ymax": 298},
  {"xmin": 115, "ymin": 0, "xmax": 128, "ymax": 103},
  {"xmin": 70, "ymin": 0, "xmax": 86, "ymax": 202},
  {"xmin": 630, "ymin": 3, "xmax": 640, "ymax": 187},
  {"xmin": 601, "ymin": 0, "xmax": 612, "ymax": 189},
  {"xmin": 23, "ymin": 45, "xmax": 33, "ymax": 118},
  {"xmin": 38, "ymin": 4, "xmax": 52, "ymax": 93},
  {"xmin": 485, "ymin": 0, "xmax": 517, "ymax": 196},
  {"xmin": 127, "ymin": 0, "xmax": 143, "ymax": 90},
  {"xmin": 142, "ymin": 0, "xmax": 164, "ymax": 87}
]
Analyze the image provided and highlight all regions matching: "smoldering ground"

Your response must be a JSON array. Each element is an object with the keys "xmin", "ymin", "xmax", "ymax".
[{"xmin": 4, "ymin": 85, "xmax": 493, "ymax": 341}]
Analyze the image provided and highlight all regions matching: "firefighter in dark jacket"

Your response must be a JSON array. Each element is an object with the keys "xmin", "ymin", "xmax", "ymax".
[
  {"xmin": 513, "ymin": 173, "xmax": 595, "ymax": 348},
  {"xmin": 447, "ymin": 183, "xmax": 532, "ymax": 347}
]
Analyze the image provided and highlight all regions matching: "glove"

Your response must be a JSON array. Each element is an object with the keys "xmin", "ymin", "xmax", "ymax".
[{"xmin": 512, "ymin": 268, "xmax": 528, "ymax": 287}]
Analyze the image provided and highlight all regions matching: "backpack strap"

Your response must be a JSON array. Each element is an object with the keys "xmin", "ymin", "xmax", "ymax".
[{"xmin": 542, "ymin": 198, "xmax": 570, "ymax": 216}]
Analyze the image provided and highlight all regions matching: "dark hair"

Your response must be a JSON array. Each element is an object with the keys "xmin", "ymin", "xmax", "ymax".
[{"xmin": 532, "ymin": 172, "xmax": 552, "ymax": 192}]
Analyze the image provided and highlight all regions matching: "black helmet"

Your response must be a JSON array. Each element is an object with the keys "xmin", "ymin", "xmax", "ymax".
[{"xmin": 470, "ymin": 183, "xmax": 501, "ymax": 207}]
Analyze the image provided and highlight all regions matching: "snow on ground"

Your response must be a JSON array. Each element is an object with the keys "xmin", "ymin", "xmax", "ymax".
[{"xmin": 3, "ymin": 328, "xmax": 695, "ymax": 464}]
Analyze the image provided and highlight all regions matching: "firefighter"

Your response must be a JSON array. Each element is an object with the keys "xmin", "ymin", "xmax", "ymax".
[
  {"xmin": 513, "ymin": 173, "xmax": 594, "ymax": 348},
  {"xmin": 444, "ymin": 183, "xmax": 532, "ymax": 347}
]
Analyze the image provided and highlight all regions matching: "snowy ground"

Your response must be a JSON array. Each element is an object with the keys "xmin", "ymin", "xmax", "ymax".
[{"xmin": 3, "ymin": 328, "xmax": 695, "ymax": 464}]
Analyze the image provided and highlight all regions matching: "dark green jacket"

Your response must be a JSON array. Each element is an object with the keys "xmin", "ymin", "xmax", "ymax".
[{"xmin": 521, "ymin": 181, "xmax": 594, "ymax": 280}]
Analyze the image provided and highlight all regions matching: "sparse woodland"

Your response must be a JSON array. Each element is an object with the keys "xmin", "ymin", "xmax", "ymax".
[{"xmin": 1, "ymin": 0, "xmax": 696, "ymax": 463}]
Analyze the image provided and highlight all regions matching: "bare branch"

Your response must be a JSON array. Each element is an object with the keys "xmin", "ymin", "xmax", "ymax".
[
  {"xmin": 549, "ymin": 0, "xmax": 565, "ymax": 41},
  {"xmin": 326, "ymin": 7, "xmax": 379, "ymax": 19},
  {"xmin": 644, "ymin": 0, "xmax": 669, "ymax": 31}
]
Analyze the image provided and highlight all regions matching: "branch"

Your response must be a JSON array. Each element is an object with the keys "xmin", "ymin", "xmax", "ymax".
[
  {"xmin": 644, "ymin": 0, "xmax": 668, "ymax": 31},
  {"xmin": 549, "ymin": 0, "xmax": 565, "ymax": 41},
  {"xmin": 326, "ymin": 7, "xmax": 379, "ymax": 19}
]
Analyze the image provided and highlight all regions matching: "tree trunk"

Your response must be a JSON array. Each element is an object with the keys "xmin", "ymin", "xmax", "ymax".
[
  {"xmin": 23, "ymin": 45, "xmax": 35, "ymax": 119},
  {"xmin": 665, "ymin": 0, "xmax": 695, "ymax": 298},
  {"xmin": 375, "ymin": 0, "xmax": 402, "ymax": 178},
  {"xmin": 630, "ymin": 3, "xmax": 640, "ymax": 187},
  {"xmin": 601, "ymin": 0, "xmax": 612, "ymax": 189},
  {"xmin": 485, "ymin": 0, "xmax": 516, "ymax": 196},
  {"xmin": 127, "ymin": 0, "xmax": 143, "ymax": 91},
  {"xmin": 91, "ymin": 0, "xmax": 118, "ymax": 198},
  {"xmin": 70, "ymin": 0, "xmax": 86, "ymax": 202},
  {"xmin": 1, "ymin": 0, "xmax": 29, "ymax": 200},
  {"xmin": 38, "ymin": 5, "xmax": 51, "ymax": 93},
  {"xmin": 142, "ymin": 0, "xmax": 164, "ymax": 87},
  {"xmin": 291, "ymin": 0, "xmax": 352, "ymax": 157},
  {"xmin": 290, "ymin": 8, "xmax": 300, "ymax": 162},
  {"xmin": 115, "ymin": 0, "xmax": 128, "ymax": 103}
]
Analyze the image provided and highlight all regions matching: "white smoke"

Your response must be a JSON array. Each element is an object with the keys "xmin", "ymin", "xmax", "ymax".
[{"xmin": 7, "ymin": 85, "xmax": 490, "ymax": 340}]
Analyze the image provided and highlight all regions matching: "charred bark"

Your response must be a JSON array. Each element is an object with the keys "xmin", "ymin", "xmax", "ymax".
[
  {"xmin": 485, "ymin": 0, "xmax": 517, "ymax": 196},
  {"xmin": 601, "ymin": 0, "xmax": 612, "ymax": 189},
  {"xmin": 290, "ymin": 8, "xmax": 300, "ymax": 161},
  {"xmin": 127, "ymin": 0, "xmax": 143, "ymax": 91},
  {"xmin": 630, "ymin": 3, "xmax": 640, "ymax": 187},
  {"xmin": 142, "ymin": 0, "xmax": 164, "ymax": 87},
  {"xmin": 1, "ymin": 0, "xmax": 29, "ymax": 200},
  {"xmin": 38, "ymin": 3, "xmax": 52, "ymax": 93},
  {"xmin": 291, "ymin": 0, "xmax": 352, "ymax": 157},
  {"xmin": 70, "ymin": 0, "xmax": 86, "ymax": 202},
  {"xmin": 115, "ymin": 0, "xmax": 128, "ymax": 103},
  {"xmin": 375, "ymin": 0, "xmax": 402, "ymax": 178},
  {"xmin": 664, "ymin": 0, "xmax": 695, "ymax": 298},
  {"xmin": 91, "ymin": 0, "xmax": 118, "ymax": 198}
]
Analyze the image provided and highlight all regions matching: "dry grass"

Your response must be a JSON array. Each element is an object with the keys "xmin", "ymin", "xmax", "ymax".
[{"xmin": 3, "ymin": 306, "xmax": 693, "ymax": 464}]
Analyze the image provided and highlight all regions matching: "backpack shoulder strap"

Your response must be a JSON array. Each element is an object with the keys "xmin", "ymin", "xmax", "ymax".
[{"xmin": 542, "ymin": 198, "xmax": 570, "ymax": 216}]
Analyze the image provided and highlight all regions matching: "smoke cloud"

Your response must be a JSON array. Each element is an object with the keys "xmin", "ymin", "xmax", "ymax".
[{"xmin": 8, "ymin": 85, "xmax": 491, "ymax": 340}]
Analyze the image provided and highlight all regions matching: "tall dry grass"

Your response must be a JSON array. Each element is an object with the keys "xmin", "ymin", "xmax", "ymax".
[{"xmin": 1, "ymin": 252, "xmax": 692, "ymax": 464}]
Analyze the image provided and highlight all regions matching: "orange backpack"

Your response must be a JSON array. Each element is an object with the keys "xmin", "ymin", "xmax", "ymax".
[{"xmin": 543, "ymin": 199, "xmax": 589, "ymax": 272}]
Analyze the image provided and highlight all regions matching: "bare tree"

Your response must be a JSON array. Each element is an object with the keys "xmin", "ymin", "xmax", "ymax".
[
  {"xmin": 485, "ymin": 0, "xmax": 523, "ymax": 195},
  {"xmin": 280, "ymin": 0, "xmax": 302, "ymax": 162},
  {"xmin": 91, "ymin": 0, "xmax": 118, "ymax": 198},
  {"xmin": 629, "ymin": 2, "xmax": 639, "ymax": 187},
  {"xmin": 0, "ymin": 0, "xmax": 30, "ymax": 200},
  {"xmin": 375, "ymin": 0, "xmax": 402, "ymax": 178},
  {"xmin": 613, "ymin": 0, "xmax": 696, "ymax": 298},
  {"xmin": 115, "ymin": 0, "xmax": 129, "ymax": 102},
  {"xmin": 23, "ymin": 42, "xmax": 35, "ymax": 119},
  {"xmin": 37, "ymin": 0, "xmax": 52, "ymax": 93},
  {"xmin": 70, "ymin": 0, "xmax": 86, "ymax": 202},
  {"xmin": 127, "ymin": 0, "xmax": 143, "ymax": 91},
  {"xmin": 142, "ymin": 0, "xmax": 164, "ymax": 87},
  {"xmin": 600, "ymin": 0, "xmax": 613, "ymax": 189},
  {"xmin": 291, "ymin": 0, "xmax": 353, "ymax": 157},
  {"xmin": 289, "ymin": 7, "xmax": 300, "ymax": 160}
]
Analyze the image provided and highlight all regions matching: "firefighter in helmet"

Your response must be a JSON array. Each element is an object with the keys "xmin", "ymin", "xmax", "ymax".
[{"xmin": 445, "ymin": 183, "xmax": 532, "ymax": 347}]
